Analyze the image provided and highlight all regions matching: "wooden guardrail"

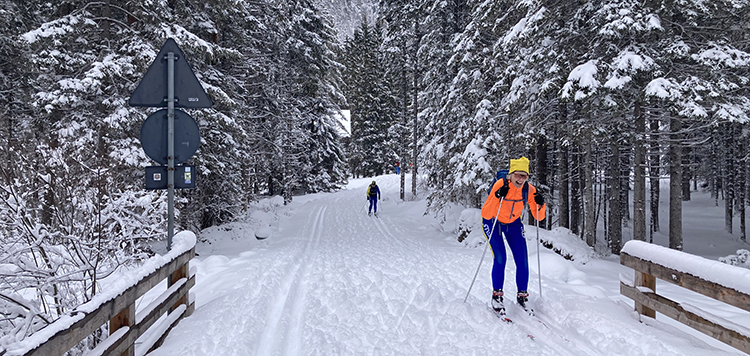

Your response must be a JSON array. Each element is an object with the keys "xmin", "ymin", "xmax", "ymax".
[
  {"xmin": 2, "ymin": 232, "xmax": 197, "ymax": 356},
  {"xmin": 620, "ymin": 240, "xmax": 750, "ymax": 354}
]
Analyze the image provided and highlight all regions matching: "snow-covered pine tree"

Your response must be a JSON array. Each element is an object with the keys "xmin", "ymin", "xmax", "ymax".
[
  {"xmin": 0, "ymin": 0, "xmax": 54, "ymax": 345},
  {"xmin": 342, "ymin": 17, "xmax": 396, "ymax": 177},
  {"xmin": 643, "ymin": 0, "xmax": 750, "ymax": 250},
  {"xmin": 410, "ymin": 0, "xmax": 749, "ymax": 253},
  {"xmin": 1, "ymin": 0, "xmax": 352, "ymax": 346},
  {"xmin": 283, "ymin": 0, "xmax": 349, "ymax": 194},
  {"xmin": 1, "ymin": 0, "xmax": 179, "ymax": 348},
  {"xmin": 417, "ymin": 0, "xmax": 469, "ymax": 212},
  {"xmin": 587, "ymin": 0, "xmax": 664, "ymax": 247},
  {"xmin": 421, "ymin": 0, "xmax": 515, "ymax": 210},
  {"xmin": 379, "ymin": 0, "xmax": 426, "ymax": 196}
]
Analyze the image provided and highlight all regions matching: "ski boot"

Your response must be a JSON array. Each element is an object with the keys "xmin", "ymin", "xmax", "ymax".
[
  {"xmin": 368, "ymin": 211, "xmax": 372, "ymax": 216},
  {"xmin": 517, "ymin": 291, "xmax": 534, "ymax": 316},
  {"xmin": 491, "ymin": 289, "xmax": 505, "ymax": 314}
]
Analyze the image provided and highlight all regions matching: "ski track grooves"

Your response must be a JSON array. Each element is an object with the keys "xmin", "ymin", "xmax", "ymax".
[
  {"xmin": 370, "ymin": 216, "xmax": 413, "ymax": 326},
  {"xmin": 509, "ymin": 306, "xmax": 598, "ymax": 356},
  {"xmin": 531, "ymin": 310, "xmax": 601, "ymax": 355},
  {"xmin": 370, "ymin": 213, "xmax": 447, "ymax": 340},
  {"xmin": 370, "ymin": 194, "xmax": 591, "ymax": 355},
  {"xmin": 255, "ymin": 205, "xmax": 326, "ymax": 356},
  {"xmin": 371, "ymin": 215, "xmax": 413, "ymax": 253}
]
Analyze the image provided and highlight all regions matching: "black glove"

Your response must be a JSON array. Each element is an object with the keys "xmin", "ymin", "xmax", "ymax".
[
  {"xmin": 534, "ymin": 192, "xmax": 545, "ymax": 205},
  {"xmin": 494, "ymin": 185, "xmax": 509, "ymax": 199}
]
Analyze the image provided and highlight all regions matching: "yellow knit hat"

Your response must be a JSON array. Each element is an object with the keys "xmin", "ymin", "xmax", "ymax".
[{"xmin": 509, "ymin": 156, "xmax": 530, "ymax": 175}]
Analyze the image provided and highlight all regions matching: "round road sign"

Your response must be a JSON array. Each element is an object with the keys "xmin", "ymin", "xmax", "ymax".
[{"xmin": 139, "ymin": 109, "xmax": 200, "ymax": 165}]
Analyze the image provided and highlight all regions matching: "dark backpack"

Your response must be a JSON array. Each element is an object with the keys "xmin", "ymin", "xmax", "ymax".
[{"xmin": 487, "ymin": 169, "xmax": 509, "ymax": 196}]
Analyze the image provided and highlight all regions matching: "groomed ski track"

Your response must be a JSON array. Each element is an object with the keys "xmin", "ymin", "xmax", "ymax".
[{"xmin": 147, "ymin": 174, "xmax": 736, "ymax": 356}]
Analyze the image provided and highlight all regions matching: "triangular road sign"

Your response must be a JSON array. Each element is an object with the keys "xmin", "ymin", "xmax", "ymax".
[{"xmin": 129, "ymin": 38, "xmax": 213, "ymax": 108}]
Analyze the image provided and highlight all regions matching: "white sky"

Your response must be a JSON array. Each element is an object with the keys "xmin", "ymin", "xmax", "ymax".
[{"xmin": 123, "ymin": 175, "xmax": 750, "ymax": 355}]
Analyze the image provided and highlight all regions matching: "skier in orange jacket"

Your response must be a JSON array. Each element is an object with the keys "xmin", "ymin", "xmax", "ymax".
[{"xmin": 481, "ymin": 156, "xmax": 546, "ymax": 315}]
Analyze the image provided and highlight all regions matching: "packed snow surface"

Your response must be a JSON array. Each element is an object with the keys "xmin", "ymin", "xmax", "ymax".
[{"xmin": 143, "ymin": 174, "xmax": 748, "ymax": 356}]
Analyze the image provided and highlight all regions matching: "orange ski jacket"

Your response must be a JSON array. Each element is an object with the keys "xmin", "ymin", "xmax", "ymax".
[{"xmin": 481, "ymin": 178, "xmax": 546, "ymax": 224}]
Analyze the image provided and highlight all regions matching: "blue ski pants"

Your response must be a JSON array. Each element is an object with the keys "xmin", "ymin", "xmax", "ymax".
[
  {"xmin": 482, "ymin": 218, "xmax": 529, "ymax": 292},
  {"xmin": 368, "ymin": 197, "xmax": 378, "ymax": 212}
]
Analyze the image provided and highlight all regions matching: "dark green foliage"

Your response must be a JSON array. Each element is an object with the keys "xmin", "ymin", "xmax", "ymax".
[
  {"xmin": 0, "ymin": 0, "xmax": 349, "ymax": 346},
  {"xmin": 342, "ymin": 18, "xmax": 400, "ymax": 177}
]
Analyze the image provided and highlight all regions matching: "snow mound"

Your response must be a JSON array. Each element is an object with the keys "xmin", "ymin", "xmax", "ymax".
[
  {"xmin": 539, "ymin": 227, "xmax": 595, "ymax": 263},
  {"xmin": 255, "ymin": 227, "xmax": 272, "ymax": 240}
]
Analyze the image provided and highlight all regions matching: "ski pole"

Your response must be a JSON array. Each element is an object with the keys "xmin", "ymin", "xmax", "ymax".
[
  {"xmin": 536, "ymin": 205, "xmax": 542, "ymax": 300},
  {"xmin": 464, "ymin": 197, "xmax": 504, "ymax": 303}
]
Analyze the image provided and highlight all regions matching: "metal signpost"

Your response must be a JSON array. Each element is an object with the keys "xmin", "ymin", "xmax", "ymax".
[
  {"xmin": 167, "ymin": 52, "xmax": 176, "ymax": 250},
  {"xmin": 129, "ymin": 38, "xmax": 212, "ymax": 250}
]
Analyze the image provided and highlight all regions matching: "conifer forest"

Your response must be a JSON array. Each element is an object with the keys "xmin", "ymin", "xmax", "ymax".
[{"xmin": 1, "ymin": 0, "xmax": 749, "ymax": 351}]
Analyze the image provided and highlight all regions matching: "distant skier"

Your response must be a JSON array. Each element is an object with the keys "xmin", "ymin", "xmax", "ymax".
[
  {"xmin": 367, "ymin": 181, "xmax": 381, "ymax": 216},
  {"xmin": 395, "ymin": 161, "xmax": 400, "ymax": 175},
  {"xmin": 481, "ymin": 157, "xmax": 546, "ymax": 315}
]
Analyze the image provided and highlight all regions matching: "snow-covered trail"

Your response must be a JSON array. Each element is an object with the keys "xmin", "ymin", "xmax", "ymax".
[{"xmin": 147, "ymin": 174, "xmax": 741, "ymax": 356}]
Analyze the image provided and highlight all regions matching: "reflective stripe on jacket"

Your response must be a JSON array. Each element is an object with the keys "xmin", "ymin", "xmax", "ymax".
[{"xmin": 481, "ymin": 178, "xmax": 546, "ymax": 224}]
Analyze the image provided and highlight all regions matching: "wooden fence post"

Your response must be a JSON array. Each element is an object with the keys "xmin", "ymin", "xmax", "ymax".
[
  {"xmin": 170, "ymin": 262, "xmax": 188, "ymax": 313},
  {"xmin": 634, "ymin": 271, "xmax": 656, "ymax": 318},
  {"xmin": 110, "ymin": 303, "xmax": 135, "ymax": 356}
]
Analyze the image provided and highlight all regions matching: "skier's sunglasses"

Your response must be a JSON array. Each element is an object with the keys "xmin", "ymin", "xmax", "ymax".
[{"xmin": 512, "ymin": 172, "xmax": 529, "ymax": 180}]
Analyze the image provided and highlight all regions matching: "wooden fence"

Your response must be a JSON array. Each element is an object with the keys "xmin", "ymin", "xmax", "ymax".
[
  {"xmin": 2, "ymin": 233, "xmax": 196, "ymax": 356},
  {"xmin": 620, "ymin": 240, "xmax": 750, "ymax": 354}
]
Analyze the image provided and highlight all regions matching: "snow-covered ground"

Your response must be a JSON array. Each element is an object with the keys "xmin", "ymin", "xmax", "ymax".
[{"xmin": 143, "ymin": 174, "xmax": 750, "ymax": 356}]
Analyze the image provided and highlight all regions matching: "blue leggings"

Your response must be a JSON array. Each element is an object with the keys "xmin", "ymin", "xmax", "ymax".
[
  {"xmin": 368, "ymin": 197, "xmax": 378, "ymax": 212},
  {"xmin": 482, "ymin": 218, "xmax": 529, "ymax": 292}
]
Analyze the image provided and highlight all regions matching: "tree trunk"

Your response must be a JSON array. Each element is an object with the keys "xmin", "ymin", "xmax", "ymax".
[
  {"xmin": 559, "ymin": 144, "xmax": 570, "ymax": 229},
  {"xmin": 633, "ymin": 101, "xmax": 646, "ymax": 241},
  {"xmin": 101, "ymin": 0, "xmax": 111, "ymax": 40},
  {"xmin": 743, "ymin": 136, "xmax": 748, "ymax": 242},
  {"xmin": 712, "ymin": 126, "xmax": 719, "ymax": 206},
  {"xmin": 682, "ymin": 146, "xmax": 692, "ymax": 201},
  {"xmin": 609, "ymin": 136, "xmax": 622, "ymax": 254},
  {"xmin": 3, "ymin": 92, "xmax": 11, "ymax": 168},
  {"xmin": 739, "ymin": 127, "xmax": 746, "ymax": 242},
  {"xmin": 400, "ymin": 39, "xmax": 408, "ymax": 201},
  {"xmin": 620, "ymin": 146, "xmax": 631, "ymax": 221},
  {"xmin": 649, "ymin": 116, "xmax": 660, "ymax": 241},
  {"xmin": 725, "ymin": 123, "xmax": 734, "ymax": 234},
  {"xmin": 557, "ymin": 104, "xmax": 569, "ymax": 230},
  {"xmin": 570, "ymin": 148, "xmax": 581, "ymax": 236},
  {"xmin": 584, "ymin": 133, "xmax": 596, "ymax": 248},
  {"xmin": 669, "ymin": 114, "xmax": 683, "ymax": 250},
  {"xmin": 411, "ymin": 19, "xmax": 420, "ymax": 197}
]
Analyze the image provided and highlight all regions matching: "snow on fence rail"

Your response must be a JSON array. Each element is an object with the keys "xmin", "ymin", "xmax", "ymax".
[
  {"xmin": 1, "ymin": 232, "xmax": 197, "ymax": 356},
  {"xmin": 619, "ymin": 240, "xmax": 750, "ymax": 354}
]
